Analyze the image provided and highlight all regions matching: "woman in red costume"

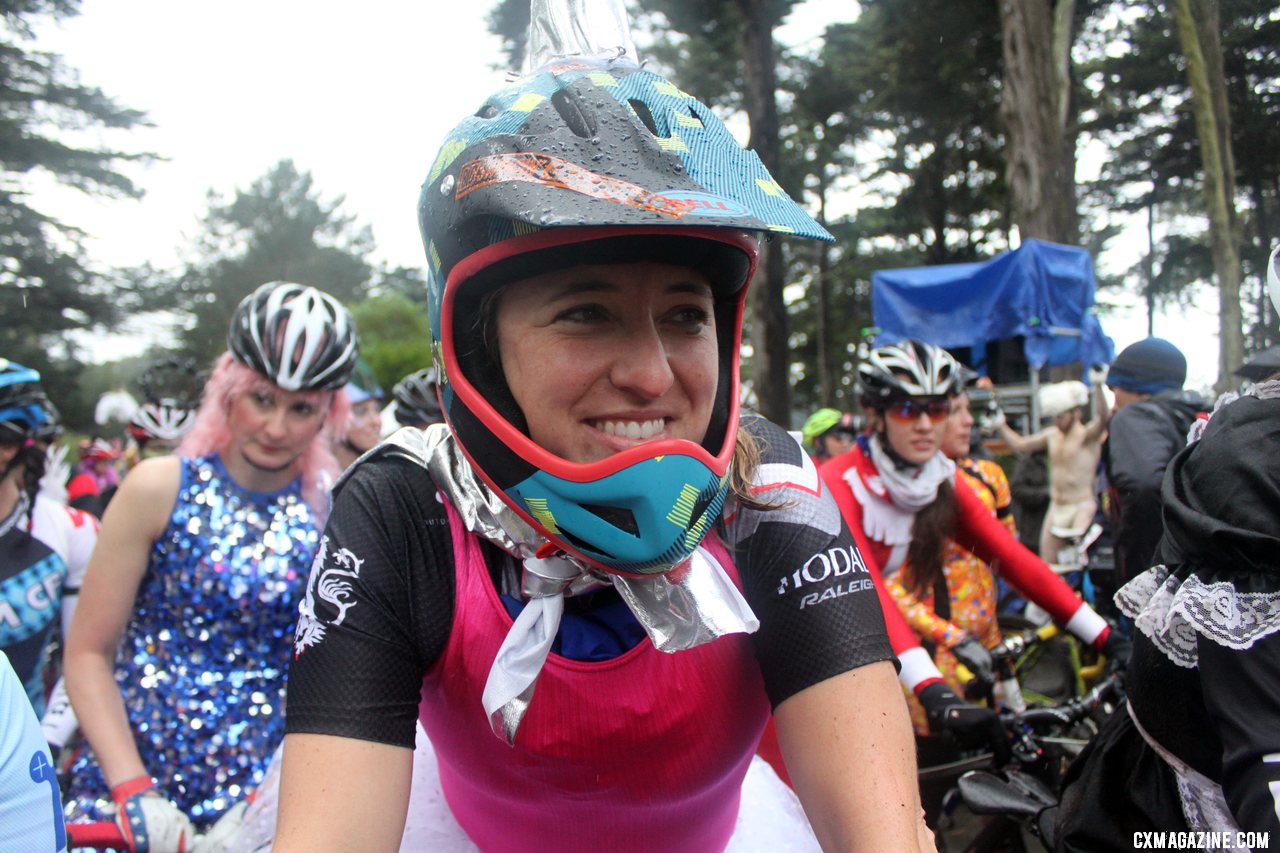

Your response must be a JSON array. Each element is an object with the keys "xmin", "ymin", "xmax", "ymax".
[{"xmin": 819, "ymin": 341, "xmax": 1129, "ymax": 742}]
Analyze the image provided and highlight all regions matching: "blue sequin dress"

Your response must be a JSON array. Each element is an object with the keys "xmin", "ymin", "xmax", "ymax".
[{"xmin": 64, "ymin": 454, "xmax": 320, "ymax": 828}]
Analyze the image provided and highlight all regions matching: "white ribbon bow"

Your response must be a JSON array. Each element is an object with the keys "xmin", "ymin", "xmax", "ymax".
[{"xmin": 481, "ymin": 553, "xmax": 584, "ymax": 744}]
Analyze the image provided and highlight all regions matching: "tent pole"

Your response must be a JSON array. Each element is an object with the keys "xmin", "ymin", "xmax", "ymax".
[{"xmin": 1029, "ymin": 368, "xmax": 1041, "ymax": 428}]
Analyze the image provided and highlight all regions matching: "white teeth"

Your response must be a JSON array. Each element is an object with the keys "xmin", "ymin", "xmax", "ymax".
[{"xmin": 597, "ymin": 419, "xmax": 664, "ymax": 440}]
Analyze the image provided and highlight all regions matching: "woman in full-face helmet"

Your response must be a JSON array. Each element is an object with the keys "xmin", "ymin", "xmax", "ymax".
[
  {"xmin": 62, "ymin": 282, "xmax": 357, "ymax": 849},
  {"xmin": 275, "ymin": 15, "xmax": 929, "ymax": 853}
]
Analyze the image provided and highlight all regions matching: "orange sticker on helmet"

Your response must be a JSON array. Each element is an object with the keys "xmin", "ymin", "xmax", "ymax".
[{"xmin": 455, "ymin": 153, "xmax": 695, "ymax": 219}]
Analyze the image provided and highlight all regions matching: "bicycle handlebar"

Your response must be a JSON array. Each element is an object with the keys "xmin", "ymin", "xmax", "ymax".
[
  {"xmin": 1006, "ymin": 673, "xmax": 1122, "ymax": 729},
  {"xmin": 66, "ymin": 821, "xmax": 127, "ymax": 850}
]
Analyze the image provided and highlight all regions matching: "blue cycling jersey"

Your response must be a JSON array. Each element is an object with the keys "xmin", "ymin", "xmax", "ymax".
[{"xmin": 0, "ymin": 649, "xmax": 67, "ymax": 852}]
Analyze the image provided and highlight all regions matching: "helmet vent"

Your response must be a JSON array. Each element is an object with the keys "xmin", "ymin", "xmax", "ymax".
[
  {"xmin": 580, "ymin": 503, "xmax": 640, "ymax": 537},
  {"xmin": 551, "ymin": 89, "xmax": 597, "ymax": 139},
  {"xmin": 627, "ymin": 99, "xmax": 660, "ymax": 137}
]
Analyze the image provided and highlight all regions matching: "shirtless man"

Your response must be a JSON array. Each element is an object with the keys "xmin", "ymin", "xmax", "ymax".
[{"xmin": 995, "ymin": 379, "xmax": 1110, "ymax": 564}]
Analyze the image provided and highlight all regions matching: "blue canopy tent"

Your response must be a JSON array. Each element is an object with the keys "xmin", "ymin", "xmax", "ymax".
[{"xmin": 870, "ymin": 239, "xmax": 1115, "ymax": 381}]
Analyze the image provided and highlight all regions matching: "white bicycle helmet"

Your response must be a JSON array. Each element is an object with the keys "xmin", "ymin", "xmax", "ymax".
[
  {"xmin": 858, "ymin": 340, "xmax": 964, "ymax": 407},
  {"xmin": 227, "ymin": 282, "xmax": 358, "ymax": 391},
  {"xmin": 129, "ymin": 398, "xmax": 197, "ymax": 443}
]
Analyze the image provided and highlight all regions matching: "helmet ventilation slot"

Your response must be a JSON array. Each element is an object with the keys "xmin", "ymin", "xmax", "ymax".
[
  {"xmin": 552, "ymin": 89, "xmax": 597, "ymax": 138},
  {"xmin": 581, "ymin": 503, "xmax": 640, "ymax": 537},
  {"xmin": 627, "ymin": 99, "xmax": 660, "ymax": 137}
]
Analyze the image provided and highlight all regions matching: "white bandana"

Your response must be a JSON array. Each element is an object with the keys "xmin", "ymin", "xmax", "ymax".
[{"xmin": 866, "ymin": 434, "xmax": 955, "ymax": 511}]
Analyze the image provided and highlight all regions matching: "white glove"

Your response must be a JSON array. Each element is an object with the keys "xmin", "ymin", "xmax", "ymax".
[
  {"xmin": 191, "ymin": 801, "xmax": 248, "ymax": 853},
  {"xmin": 39, "ymin": 677, "xmax": 78, "ymax": 750},
  {"xmin": 978, "ymin": 408, "xmax": 1006, "ymax": 433},
  {"xmin": 40, "ymin": 443, "xmax": 69, "ymax": 504},
  {"xmin": 113, "ymin": 783, "xmax": 196, "ymax": 853}
]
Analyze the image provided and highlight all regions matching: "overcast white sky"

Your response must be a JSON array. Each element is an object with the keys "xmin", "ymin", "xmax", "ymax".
[{"xmin": 30, "ymin": 0, "xmax": 1221, "ymax": 390}]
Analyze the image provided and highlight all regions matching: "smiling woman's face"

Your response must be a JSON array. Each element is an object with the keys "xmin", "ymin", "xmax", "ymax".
[{"xmin": 494, "ymin": 262, "xmax": 719, "ymax": 464}]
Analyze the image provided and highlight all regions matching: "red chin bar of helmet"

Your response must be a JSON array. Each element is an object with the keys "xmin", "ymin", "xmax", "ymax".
[{"xmin": 439, "ymin": 225, "xmax": 757, "ymax": 484}]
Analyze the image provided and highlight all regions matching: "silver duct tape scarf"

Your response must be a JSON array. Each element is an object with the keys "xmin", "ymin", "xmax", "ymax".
[{"xmin": 381, "ymin": 425, "xmax": 759, "ymax": 744}]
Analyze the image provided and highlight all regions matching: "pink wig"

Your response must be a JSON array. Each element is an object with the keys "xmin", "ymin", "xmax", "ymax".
[{"xmin": 177, "ymin": 353, "xmax": 351, "ymax": 517}]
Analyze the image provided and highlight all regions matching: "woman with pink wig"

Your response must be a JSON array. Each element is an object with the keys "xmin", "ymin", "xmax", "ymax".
[{"xmin": 61, "ymin": 282, "xmax": 359, "ymax": 851}]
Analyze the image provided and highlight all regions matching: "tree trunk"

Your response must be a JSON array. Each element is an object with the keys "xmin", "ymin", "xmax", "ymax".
[
  {"xmin": 815, "ymin": 171, "xmax": 834, "ymax": 405},
  {"xmin": 1170, "ymin": 0, "xmax": 1243, "ymax": 389},
  {"xmin": 998, "ymin": 0, "xmax": 1077, "ymax": 243},
  {"xmin": 737, "ymin": 0, "xmax": 790, "ymax": 425}
]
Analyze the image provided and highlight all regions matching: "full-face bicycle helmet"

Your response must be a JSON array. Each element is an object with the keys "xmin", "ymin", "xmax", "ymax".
[
  {"xmin": 0, "ymin": 359, "xmax": 49, "ymax": 443},
  {"xmin": 228, "ymin": 282, "xmax": 359, "ymax": 391},
  {"xmin": 858, "ymin": 340, "xmax": 965, "ymax": 408},
  {"xmin": 129, "ymin": 398, "xmax": 197, "ymax": 443},
  {"xmin": 391, "ymin": 369, "xmax": 443, "ymax": 427},
  {"xmin": 419, "ymin": 57, "xmax": 830, "ymax": 576}
]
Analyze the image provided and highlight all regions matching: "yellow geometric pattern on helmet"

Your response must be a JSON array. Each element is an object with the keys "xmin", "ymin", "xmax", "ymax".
[
  {"xmin": 524, "ymin": 497, "xmax": 560, "ymax": 533},
  {"xmin": 666, "ymin": 483, "xmax": 700, "ymax": 528}
]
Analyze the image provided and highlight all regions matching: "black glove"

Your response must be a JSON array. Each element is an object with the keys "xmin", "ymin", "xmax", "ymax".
[
  {"xmin": 952, "ymin": 637, "xmax": 995, "ymax": 686},
  {"xmin": 918, "ymin": 682, "xmax": 1002, "ymax": 748},
  {"xmin": 1101, "ymin": 629, "xmax": 1132, "ymax": 675}
]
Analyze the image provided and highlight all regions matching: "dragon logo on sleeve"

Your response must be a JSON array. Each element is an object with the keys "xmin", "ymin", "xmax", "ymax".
[{"xmin": 294, "ymin": 535, "xmax": 366, "ymax": 655}]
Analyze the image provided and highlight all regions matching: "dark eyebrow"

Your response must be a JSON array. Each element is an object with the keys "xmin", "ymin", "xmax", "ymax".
[{"xmin": 545, "ymin": 279, "xmax": 714, "ymax": 300}]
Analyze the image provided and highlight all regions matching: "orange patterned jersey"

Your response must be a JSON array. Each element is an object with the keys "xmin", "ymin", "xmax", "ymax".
[{"xmin": 888, "ymin": 457, "xmax": 1016, "ymax": 733}]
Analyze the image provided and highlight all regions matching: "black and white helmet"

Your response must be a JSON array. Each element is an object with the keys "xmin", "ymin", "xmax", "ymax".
[
  {"xmin": 129, "ymin": 398, "xmax": 197, "ymax": 443},
  {"xmin": 858, "ymin": 340, "xmax": 964, "ymax": 407},
  {"xmin": 227, "ymin": 282, "xmax": 358, "ymax": 391},
  {"xmin": 392, "ymin": 369, "xmax": 443, "ymax": 427}
]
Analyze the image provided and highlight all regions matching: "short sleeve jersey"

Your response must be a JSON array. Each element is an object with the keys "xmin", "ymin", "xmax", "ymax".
[
  {"xmin": 0, "ymin": 650, "xmax": 67, "ymax": 852},
  {"xmin": 286, "ymin": 416, "xmax": 893, "ymax": 748},
  {"xmin": 0, "ymin": 495, "xmax": 96, "ymax": 712}
]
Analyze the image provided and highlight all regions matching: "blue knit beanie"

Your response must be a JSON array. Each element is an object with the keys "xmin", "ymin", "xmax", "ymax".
[{"xmin": 1106, "ymin": 337, "xmax": 1186, "ymax": 394}]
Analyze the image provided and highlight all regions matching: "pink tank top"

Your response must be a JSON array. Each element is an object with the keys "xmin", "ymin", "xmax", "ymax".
[{"xmin": 418, "ymin": 500, "xmax": 771, "ymax": 853}]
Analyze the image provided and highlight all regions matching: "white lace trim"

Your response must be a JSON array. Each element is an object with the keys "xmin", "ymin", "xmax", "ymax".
[
  {"xmin": 1116, "ymin": 565, "xmax": 1280, "ymax": 668},
  {"xmin": 1128, "ymin": 706, "xmax": 1247, "ymax": 849},
  {"xmin": 1249, "ymin": 379, "xmax": 1280, "ymax": 400}
]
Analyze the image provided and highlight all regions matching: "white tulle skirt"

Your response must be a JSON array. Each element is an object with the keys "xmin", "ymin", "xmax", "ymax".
[{"xmin": 234, "ymin": 723, "xmax": 820, "ymax": 852}]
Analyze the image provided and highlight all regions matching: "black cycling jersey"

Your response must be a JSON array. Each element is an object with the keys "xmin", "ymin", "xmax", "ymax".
[{"xmin": 286, "ymin": 416, "xmax": 893, "ymax": 748}]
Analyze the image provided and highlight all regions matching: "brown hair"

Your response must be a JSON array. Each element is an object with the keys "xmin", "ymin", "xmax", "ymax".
[{"xmin": 902, "ymin": 478, "xmax": 958, "ymax": 598}]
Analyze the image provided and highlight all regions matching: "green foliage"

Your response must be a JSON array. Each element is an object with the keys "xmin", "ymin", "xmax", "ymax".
[
  {"xmin": 0, "ymin": 0, "xmax": 152, "ymax": 429},
  {"xmin": 1080, "ymin": 0, "xmax": 1280, "ymax": 336},
  {"xmin": 350, "ymin": 292, "xmax": 433, "ymax": 395},
  {"xmin": 487, "ymin": 0, "xmax": 529, "ymax": 71},
  {"xmin": 167, "ymin": 159, "xmax": 375, "ymax": 368},
  {"xmin": 371, "ymin": 264, "xmax": 429, "ymax": 308}
]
